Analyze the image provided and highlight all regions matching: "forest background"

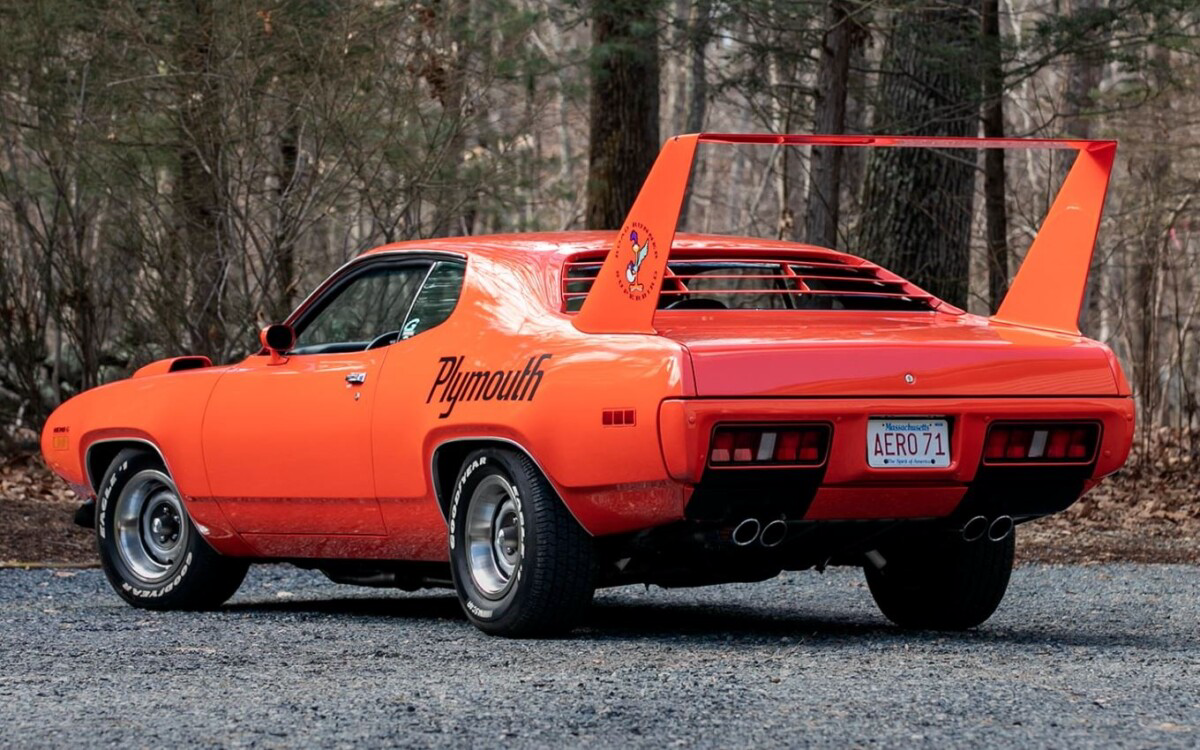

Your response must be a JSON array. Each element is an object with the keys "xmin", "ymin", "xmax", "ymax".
[{"xmin": 0, "ymin": 0, "xmax": 1197, "ymax": 561}]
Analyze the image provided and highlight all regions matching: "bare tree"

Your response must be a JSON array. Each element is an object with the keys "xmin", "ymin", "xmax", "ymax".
[
  {"xmin": 585, "ymin": 0, "xmax": 662, "ymax": 230},
  {"xmin": 0, "ymin": 0, "xmax": 1198, "ymax": 458},
  {"xmin": 857, "ymin": 1, "xmax": 980, "ymax": 308},
  {"xmin": 805, "ymin": 0, "xmax": 866, "ymax": 249},
  {"xmin": 982, "ymin": 0, "xmax": 1009, "ymax": 310}
]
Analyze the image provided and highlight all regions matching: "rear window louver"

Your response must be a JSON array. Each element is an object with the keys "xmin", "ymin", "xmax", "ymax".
[{"xmin": 562, "ymin": 253, "xmax": 936, "ymax": 313}]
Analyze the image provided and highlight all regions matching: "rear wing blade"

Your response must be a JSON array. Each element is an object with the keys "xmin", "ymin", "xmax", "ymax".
[{"xmin": 573, "ymin": 133, "xmax": 1117, "ymax": 336}]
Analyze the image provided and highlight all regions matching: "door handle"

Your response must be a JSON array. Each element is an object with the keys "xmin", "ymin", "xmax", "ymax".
[{"xmin": 345, "ymin": 372, "xmax": 367, "ymax": 385}]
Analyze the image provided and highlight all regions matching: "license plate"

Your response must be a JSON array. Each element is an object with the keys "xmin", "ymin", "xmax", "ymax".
[{"xmin": 867, "ymin": 418, "xmax": 950, "ymax": 468}]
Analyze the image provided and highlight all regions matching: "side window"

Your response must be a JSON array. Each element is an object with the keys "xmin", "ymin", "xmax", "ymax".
[
  {"xmin": 292, "ymin": 264, "xmax": 429, "ymax": 354},
  {"xmin": 401, "ymin": 261, "xmax": 466, "ymax": 340}
]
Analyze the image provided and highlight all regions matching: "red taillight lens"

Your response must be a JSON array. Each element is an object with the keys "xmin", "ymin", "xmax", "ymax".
[
  {"xmin": 732, "ymin": 431, "xmax": 756, "ymax": 462},
  {"xmin": 775, "ymin": 431, "xmax": 800, "ymax": 462},
  {"xmin": 984, "ymin": 428, "xmax": 1009, "ymax": 460},
  {"xmin": 982, "ymin": 423, "xmax": 1098, "ymax": 464},
  {"xmin": 1006, "ymin": 429, "xmax": 1033, "ymax": 459},
  {"xmin": 1045, "ymin": 428, "xmax": 1070, "ymax": 459},
  {"xmin": 799, "ymin": 430, "xmax": 821, "ymax": 462},
  {"xmin": 1068, "ymin": 428, "xmax": 1090, "ymax": 459},
  {"xmin": 709, "ymin": 425, "xmax": 828, "ymax": 467},
  {"xmin": 710, "ymin": 431, "xmax": 734, "ymax": 463}
]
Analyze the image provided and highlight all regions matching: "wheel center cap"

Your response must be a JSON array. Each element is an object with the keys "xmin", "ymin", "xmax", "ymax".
[
  {"xmin": 495, "ymin": 526, "xmax": 517, "ymax": 556},
  {"xmin": 150, "ymin": 507, "xmax": 179, "ymax": 544}
]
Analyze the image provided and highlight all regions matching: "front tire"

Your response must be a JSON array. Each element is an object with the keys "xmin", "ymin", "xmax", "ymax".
[
  {"xmin": 864, "ymin": 530, "xmax": 1015, "ymax": 630},
  {"xmin": 448, "ymin": 449, "xmax": 596, "ymax": 637},
  {"xmin": 96, "ymin": 449, "xmax": 248, "ymax": 610}
]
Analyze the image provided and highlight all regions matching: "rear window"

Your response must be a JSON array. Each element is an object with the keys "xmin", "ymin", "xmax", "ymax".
[
  {"xmin": 563, "ymin": 256, "xmax": 935, "ymax": 312},
  {"xmin": 402, "ymin": 261, "xmax": 466, "ymax": 339}
]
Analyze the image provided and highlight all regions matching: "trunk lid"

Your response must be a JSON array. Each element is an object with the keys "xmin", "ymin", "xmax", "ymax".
[{"xmin": 656, "ymin": 311, "xmax": 1119, "ymax": 397}]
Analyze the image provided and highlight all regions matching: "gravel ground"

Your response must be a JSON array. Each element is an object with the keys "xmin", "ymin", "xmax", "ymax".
[{"xmin": 0, "ymin": 564, "xmax": 1197, "ymax": 749}]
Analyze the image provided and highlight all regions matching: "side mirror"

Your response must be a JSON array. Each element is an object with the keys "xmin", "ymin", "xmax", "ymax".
[{"xmin": 259, "ymin": 323, "xmax": 295, "ymax": 364}]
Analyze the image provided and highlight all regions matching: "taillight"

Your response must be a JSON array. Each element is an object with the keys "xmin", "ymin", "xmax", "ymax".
[
  {"xmin": 708, "ymin": 424, "xmax": 829, "ymax": 467},
  {"xmin": 982, "ymin": 423, "xmax": 1099, "ymax": 464}
]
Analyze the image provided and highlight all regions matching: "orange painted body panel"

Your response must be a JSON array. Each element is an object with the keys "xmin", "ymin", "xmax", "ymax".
[
  {"xmin": 38, "ymin": 364, "xmax": 255, "ymax": 556},
  {"xmin": 39, "ymin": 134, "xmax": 1134, "ymax": 567},
  {"xmin": 201, "ymin": 350, "xmax": 388, "ymax": 536},
  {"xmin": 657, "ymin": 311, "xmax": 1119, "ymax": 397}
]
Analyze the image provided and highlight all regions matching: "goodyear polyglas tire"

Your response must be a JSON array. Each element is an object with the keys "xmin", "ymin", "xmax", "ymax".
[
  {"xmin": 448, "ymin": 448, "xmax": 595, "ymax": 637},
  {"xmin": 95, "ymin": 448, "xmax": 248, "ymax": 610}
]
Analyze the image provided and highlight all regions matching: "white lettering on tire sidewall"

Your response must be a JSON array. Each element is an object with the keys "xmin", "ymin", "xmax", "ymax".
[
  {"xmin": 97, "ymin": 460, "xmax": 126, "ymax": 540},
  {"xmin": 448, "ymin": 456, "xmax": 487, "ymax": 551},
  {"xmin": 465, "ymin": 600, "xmax": 493, "ymax": 619},
  {"xmin": 448, "ymin": 455, "xmax": 529, "ymax": 622},
  {"xmin": 120, "ymin": 551, "xmax": 192, "ymax": 599},
  {"xmin": 468, "ymin": 479, "xmax": 522, "ymax": 621},
  {"xmin": 104, "ymin": 458, "xmax": 191, "ymax": 600}
]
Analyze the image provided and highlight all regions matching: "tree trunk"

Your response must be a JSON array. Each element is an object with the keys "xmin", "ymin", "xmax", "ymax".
[
  {"xmin": 677, "ymin": 0, "xmax": 710, "ymax": 230},
  {"xmin": 685, "ymin": 0, "xmax": 709, "ymax": 135},
  {"xmin": 857, "ymin": 2, "xmax": 979, "ymax": 308},
  {"xmin": 586, "ymin": 0, "xmax": 661, "ymax": 230},
  {"xmin": 176, "ymin": 0, "xmax": 227, "ymax": 359},
  {"xmin": 805, "ymin": 0, "xmax": 863, "ymax": 249},
  {"xmin": 1057, "ymin": 0, "xmax": 1104, "ymax": 335},
  {"xmin": 272, "ymin": 121, "xmax": 300, "ymax": 321},
  {"xmin": 423, "ymin": 0, "xmax": 472, "ymax": 238},
  {"xmin": 982, "ymin": 0, "xmax": 1009, "ymax": 311}
]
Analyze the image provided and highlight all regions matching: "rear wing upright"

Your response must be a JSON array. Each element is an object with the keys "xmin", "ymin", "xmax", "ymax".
[{"xmin": 572, "ymin": 133, "xmax": 1117, "ymax": 336}]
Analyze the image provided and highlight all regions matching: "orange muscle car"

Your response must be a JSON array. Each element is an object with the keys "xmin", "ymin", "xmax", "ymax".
[{"xmin": 40, "ymin": 134, "xmax": 1133, "ymax": 636}]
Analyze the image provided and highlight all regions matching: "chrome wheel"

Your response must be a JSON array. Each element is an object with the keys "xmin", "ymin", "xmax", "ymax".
[
  {"xmin": 465, "ymin": 474, "xmax": 523, "ymax": 599},
  {"xmin": 113, "ymin": 469, "xmax": 188, "ymax": 583}
]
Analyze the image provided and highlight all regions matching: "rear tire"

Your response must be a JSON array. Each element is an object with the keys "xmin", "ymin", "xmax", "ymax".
[
  {"xmin": 96, "ymin": 449, "xmax": 248, "ymax": 610},
  {"xmin": 864, "ymin": 530, "xmax": 1015, "ymax": 630},
  {"xmin": 448, "ymin": 448, "xmax": 596, "ymax": 637}
]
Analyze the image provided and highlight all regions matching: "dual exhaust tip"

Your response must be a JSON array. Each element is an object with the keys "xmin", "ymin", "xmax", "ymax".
[
  {"xmin": 731, "ymin": 517, "xmax": 787, "ymax": 548},
  {"xmin": 729, "ymin": 514, "xmax": 1011, "ymax": 547},
  {"xmin": 961, "ymin": 515, "xmax": 1014, "ymax": 543}
]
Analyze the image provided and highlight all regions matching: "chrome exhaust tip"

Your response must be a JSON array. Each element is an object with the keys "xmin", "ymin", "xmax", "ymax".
[
  {"xmin": 759, "ymin": 519, "xmax": 787, "ymax": 548},
  {"xmin": 865, "ymin": 549, "xmax": 887, "ymax": 570},
  {"xmin": 961, "ymin": 515, "xmax": 989, "ymax": 543},
  {"xmin": 987, "ymin": 515, "xmax": 1014, "ymax": 542},
  {"xmin": 731, "ymin": 518, "xmax": 761, "ymax": 547}
]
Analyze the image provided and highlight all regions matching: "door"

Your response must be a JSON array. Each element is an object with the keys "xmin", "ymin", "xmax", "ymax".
[{"xmin": 202, "ymin": 259, "xmax": 432, "ymax": 535}]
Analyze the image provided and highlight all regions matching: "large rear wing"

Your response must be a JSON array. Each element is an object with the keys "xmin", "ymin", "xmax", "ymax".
[{"xmin": 572, "ymin": 133, "xmax": 1117, "ymax": 336}]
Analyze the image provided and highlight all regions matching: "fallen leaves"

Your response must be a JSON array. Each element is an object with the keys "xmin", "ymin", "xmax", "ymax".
[
  {"xmin": 0, "ymin": 455, "xmax": 94, "ymax": 566},
  {"xmin": 1019, "ymin": 428, "xmax": 1200, "ymax": 565}
]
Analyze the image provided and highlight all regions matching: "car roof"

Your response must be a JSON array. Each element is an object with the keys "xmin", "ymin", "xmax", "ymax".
[{"xmin": 360, "ymin": 231, "xmax": 852, "ymax": 267}]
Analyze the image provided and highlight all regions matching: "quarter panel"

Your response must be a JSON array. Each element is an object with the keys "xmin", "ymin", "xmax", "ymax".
[{"xmin": 370, "ymin": 252, "xmax": 690, "ymax": 546}]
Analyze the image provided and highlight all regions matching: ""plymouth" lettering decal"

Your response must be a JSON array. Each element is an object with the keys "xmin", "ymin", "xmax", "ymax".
[{"xmin": 426, "ymin": 354, "xmax": 551, "ymax": 418}]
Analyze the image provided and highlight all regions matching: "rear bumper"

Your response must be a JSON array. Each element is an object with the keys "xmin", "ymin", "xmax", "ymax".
[{"xmin": 658, "ymin": 396, "xmax": 1134, "ymax": 521}]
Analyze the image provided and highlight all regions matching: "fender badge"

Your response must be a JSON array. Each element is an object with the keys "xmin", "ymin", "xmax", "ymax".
[{"xmin": 904, "ymin": 373, "xmax": 916, "ymax": 385}]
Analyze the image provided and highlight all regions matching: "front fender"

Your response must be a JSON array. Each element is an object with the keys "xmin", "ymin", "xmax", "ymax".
[{"xmin": 38, "ymin": 367, "xmax": 253, "ymax": 555}]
